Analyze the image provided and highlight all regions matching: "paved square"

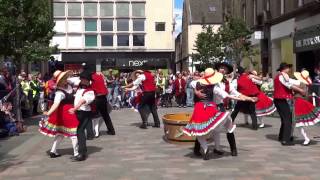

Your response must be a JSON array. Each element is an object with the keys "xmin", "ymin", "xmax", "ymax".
[{"xmin": 0, "ymin": 108, "xmax": 319, "ymax": 180}]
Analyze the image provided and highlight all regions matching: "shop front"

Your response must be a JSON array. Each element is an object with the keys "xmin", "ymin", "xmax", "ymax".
[
  {"xmin": 61, "ymin": 52, "xmax": 174, "ymax": 73},
  {"xmin": 294, "ymin": 24, "xmax": 320, "ymax": 79}
]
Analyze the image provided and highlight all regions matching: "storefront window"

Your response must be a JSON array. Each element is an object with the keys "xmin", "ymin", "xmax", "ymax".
[
  {"xmin": 133, "ymin": 20, "xmax": 144, "ymax": 31},
  {"xmin": 117, "ymin": 35, "xmax": 129, "ymax": 46},
  {"xmin": 54, "ymin": 3, "xmax": 65, "ymax": 17},
  {"xmin": 100, "ymin": 3, "xmax": 113, "ymax": 16},
  {"xmin": 116, "ymin": 3, "xmax": 129, "ymax": 17},
  {"xmin": 101, "ymin": 19, "xmax": 113, "ymax": 31},
  {"xmin": 85, "ymin": 35, "xmax": 97, "ymax": 47},
  {"xmin": 85, "ymin": 19, "xmax": 97, "ymax": 31},
  {"xmin": 101, "ymin": 35, "xmax": 113, "ymax": 46},
  {"xmin": 117, "ymin": 19, "xmax": 129, "ymax": 31},
  {"xmin": 132, "ymin": 3, "xmax": 145, "ymax": 17},
  {"xmin": 84, "ymin": 3, "xmax": 97, "ymax": 17},
  {"xmin": 68, "ymin": 3, "xmax": 81, "ymax": 17},
  {"xmin": 133, "ymin": 35, "xmax": 145, "ymax": 46}
]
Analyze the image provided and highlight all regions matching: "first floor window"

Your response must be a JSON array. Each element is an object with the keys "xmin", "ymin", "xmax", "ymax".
[
  {"xmin": 85, "ymin": 35, "xmax": 97, "ymax": 47},
  {"xmin": 101, "ymin": 35, "xmax": 113, "ymax": 46},
  {"xmin": 133, "ymin": 35, "xmax": 145, "ymax": 46},
  {"xmin": 117, "ymin": 35, "xmax": 129, "ymax": 46}
]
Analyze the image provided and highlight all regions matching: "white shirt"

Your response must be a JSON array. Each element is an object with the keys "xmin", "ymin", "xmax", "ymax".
[
  {"xmin": 279, "ymin": 73, "xmax": 300, "ymax": 89},
  {"xmin": 74, "ymin": 88, "xmax": 95, "ymax": 111},
  {"xmin": 214, "ymin": 81, "xmax": 241, "ymax": 104},
  {"xmin": 133, "ymin": 74, "xmax": 146, "ymax": 86},
  {"xmin": 53, "ymin": 86, "xmax": 73, "ymax": 104},
  {"xmin": 67, "ymin": 77, "xmax": 81, "ymax": 87},
  {"xmin": 190, "ymin": 80, "xmax": 198, "ymax": 89}
]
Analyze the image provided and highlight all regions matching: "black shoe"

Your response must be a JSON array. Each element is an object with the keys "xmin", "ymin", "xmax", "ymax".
[
  {"xmin": 281, "ymin": 141, "xmax": 295, "ymax": 146},
  {"xmin": 231, "ymin": 149, "xmax": 238, "ymax": 156},
  {"xmin": 48, "ymin": 152, "xmax": 61, "ymax": 158},
  {"xmin": 106, "ymin": 131, "xmax": 116, "ymax": 135},
  {"xmin": 152, "ymin": 124, "xmax": 160, "ymax": 128},
  {"xmin": 71, "ymin": 154, "xmax": 87, "ymax": 161},
  {"xmin": 139, "ymin": 124, "xmax": 148, "ymax": 129},
  {"xmin": 213, "ymin": 149, "xmax": 224, "ymax": 156},
  {"xmin": 203, "ymin": 150, "xmax": 211, "ymax": 160},
  {"xmin": 194, "ymin": 150, "xmax": 201, "ymax": 157},
  {"xmin": 290, "ymin": 136, "xmax": 294, "ymax": 142}
]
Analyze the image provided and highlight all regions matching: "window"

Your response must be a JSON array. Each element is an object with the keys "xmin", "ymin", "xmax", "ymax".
[
  {"xmin": 116, "ymin": 3, "xmax": 129, "ymax": 17},
  {"xmin": 54, "ymin": 3, "xmax": 65, "ymax": 16},
  {"xmin": 117, "ymin": 19, "xmax": 129, "ymax": 31},
  {"xmin": 68, "ymin": 36, "xmax": 82, "ymax": 49},
  {"xmin": 68, "ymin": 20, "xmax": 82, "ymax": 33},
  {"xmin": 155, "ymin": 22, "xmax": 165, "ymax": 31},
  {"xmin": 85, "ymin": 19, "xmax": 97, "ymax": 31},
  {"xmin": 101, "ymin": 35, "xmax": 113, "ymax": 46},
  {"xmin": 100, "ymin": 3, "xmax": 113, "ymax": 16},
  {"xmin": 68, "ymin": 3, "xmax": 81, "ymax": 17},
  {"xmin": 133, "ymin": 20, "xmax": 144, "ymax": 31},
  {"xmin": 84, "ymin": 3, "xmax": 97, "ymax": 16},
  {"xmin": 51, "ymin": 35, "xmax": 66, "ymax": 49},
  {"xmin": 85, "ymin": 35, "xmax": 97, "ymax": 47},
  {"xmin": 101, "ymin": 19, "xmax": 113, "ymax": 31},
  {"xmin": 133, "ymin": 35, "xmax": 145, "ymax": 46},
  {"xmin": 117, "ymin": 35, "xmax": 129, "ymax": 46},
  {"xmin": 132, "ymin": 3, "xmax": 145, "ymax": 17},
  {"xmin": 54, "ymin": 20, "xmax": 66, "ymax": 33}
]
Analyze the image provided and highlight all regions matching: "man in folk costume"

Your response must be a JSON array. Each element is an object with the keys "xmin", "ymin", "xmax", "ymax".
[
  {"xmin": 90, "ymin": 68, "xmax": 115, "ymax": 137},
  {"xmin": 273, "ymin": 63, "xmax": 305, "ymax": 146},
  {"xmin": 231, "ymin": 67, "xmax": 260, "ymax": 130},
  {"xmin": 124, "ymin": 70, "xmax": 160, "ymax": 129},
  {"xmin": 69, "ymin": 71, "xmax": 95, "ymax": 161}
]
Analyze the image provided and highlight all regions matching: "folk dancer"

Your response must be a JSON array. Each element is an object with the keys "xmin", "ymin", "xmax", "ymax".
[
  {"xmin": 39, "ymin": 71, "xmax": 79, "ymax": 159},
  {"xmin": 123, "ymin": 70, "xmax": 161, "ymax": 129},
  {"xmin": 273, "ymin": 63, "xmax": 305, "ymax": 146},
  {"xmin": 69, "ymin": 71, "xmax": 95, "ymax": 161}
]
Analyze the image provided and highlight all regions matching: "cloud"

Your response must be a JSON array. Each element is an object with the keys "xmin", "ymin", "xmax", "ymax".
[{"xmin": 174, "ymin": 7, "xmax": 183, "ymax": 37}]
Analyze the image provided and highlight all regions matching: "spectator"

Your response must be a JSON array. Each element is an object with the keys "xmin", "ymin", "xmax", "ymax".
[
  {"xmin": 186, "ymin": 72, "xmax": 195, "ymax": 107},
  {"xmin": 106, "ymin": 69, "xmax": 115, "ymax": 103},
  {"xmin": 30, "ymin": 73, "xmax": 42, "ymax": 115},
  {"xmin": 174, "ymin": 72, "xmax": 186, "ymax": 108},
  {"xmin": 112, "ymin": 74, "xmax": 121, "ymax": 109}
]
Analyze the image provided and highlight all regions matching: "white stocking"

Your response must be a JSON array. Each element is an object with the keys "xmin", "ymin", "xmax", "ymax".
[
  {"xmin": 50, "ymin": 135, "xmax": 64, "ymax": 154},
  {"xmin": 212, "ymin": 131, "xmax": 221, "ymax": 151},
  {"xmin": 92, "ymin": 118, "xmax": 101, "ymax": 136},
  {"xmin": 70, "ymin": 136, "xmax": 79, "ymax": 156},
  {"xmin": 258, "ymin": 117, "xmax": 263, "ymax": 124},
  {"xmin": 197, "ymin": 136, "xmax": 208, "ymax": 153},
  {"xmin": 300, "ymin": 127, "xmax": 309, "ymax": 142}
]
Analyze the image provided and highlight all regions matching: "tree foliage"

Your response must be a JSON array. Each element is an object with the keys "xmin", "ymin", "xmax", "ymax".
[
  {"xmin": 192, "ymin": 17, "xmax": 256, "ymax": 69},
  {"xmin": 0, "ymin": 0, "xmax": 56, "ymax": 66}
]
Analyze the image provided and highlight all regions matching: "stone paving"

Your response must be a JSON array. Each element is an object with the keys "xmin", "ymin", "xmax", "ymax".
[{"xmin": 0, "ymin": 107, "xmax": 320, "ymax": 180}]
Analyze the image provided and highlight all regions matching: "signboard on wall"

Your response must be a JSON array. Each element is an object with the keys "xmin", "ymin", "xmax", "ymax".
[{"xmin": 294, "ymin": 24, "xmax": 320, "ymax": 53}]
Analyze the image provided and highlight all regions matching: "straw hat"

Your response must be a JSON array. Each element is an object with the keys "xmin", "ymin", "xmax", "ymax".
[
  {"xmin": 130, "ymin": 70, "xmax": 144, "ymax": 80},
  {"xmin": 56, "ymin": 71, "xmax": 71, "ymax": 87},
  {"xmin": 53, "ymin": 70, "xmax": 62, "ymax": 79},
  {"xmin": 251, "ymin": 70, "xmax": 258, "ymax": 76},
  {"xmin": 294, "ymin": 70, "xmax": 312, "ymax": 85},
  {"xmin": 198, "ymin": 68, "xmax": 223, "ymax": 85}
]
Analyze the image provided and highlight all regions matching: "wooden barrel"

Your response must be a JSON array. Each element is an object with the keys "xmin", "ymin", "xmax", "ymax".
[{"xmin": 162, "ymin": 113, "xmax": 196, "ymax": 144}]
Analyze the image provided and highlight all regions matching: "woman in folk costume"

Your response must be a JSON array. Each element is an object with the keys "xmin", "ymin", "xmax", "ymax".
[
  {"xmin": 244, "ymin": 71, "xmax": 277, "ymax": 128},
  {"xmin": 293, "ymin": 70, "xmax": 320, "ymax": 145},
  {"xmin": 183, "ymin": 68, "xmax": 236, "ymax": 160},
  {"xmin": 39, "ymin": 70, "xmax": 79, "ymax": 158}
]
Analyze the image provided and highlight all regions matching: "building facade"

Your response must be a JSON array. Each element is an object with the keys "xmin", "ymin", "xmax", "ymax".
[
  {"xmin": 175, "ymin": 0, "xmax": 222, "ymax": 72},
  {"xmin": 51, "ymin": 0, "xmax": 174, "ymax": 72},
  {"xmin": 224, "ymin": 0, "xmax": 320, "ymax": 78}
]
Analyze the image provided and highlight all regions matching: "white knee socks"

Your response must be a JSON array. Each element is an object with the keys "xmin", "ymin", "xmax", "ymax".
[
  {"xmin": 92, "ymin": 118, "xmax": 100, "ymax": 137},
  {"xmin": 212, "ymin": 131, "xmax": 221, "ymax": 151},
  {"xmin": 51, "ymin": 135, "xmax": 64, "ymax": 154},
  {"xmin": 70, "ymin": 136, "xmax": 79, "ymax": 156},
  {"xmin": 300, "ymin": 127, "xmax": 310, "ymax": 145},
  {"xmin": 197, "ymin": 136, "xmax": 208, "ymax": 153}
]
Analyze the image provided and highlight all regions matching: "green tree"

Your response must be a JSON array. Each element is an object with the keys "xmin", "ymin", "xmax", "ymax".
[
  {"xmin": 0, "ymin": 0, "xmax": 56, "ymax": 67},
  {"xmin": 192, "ymin": 25, "xmax": 223, "ymax": 71}
]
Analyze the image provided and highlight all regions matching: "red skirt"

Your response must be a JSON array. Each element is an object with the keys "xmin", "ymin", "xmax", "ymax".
[
  {"xmin": 182, "ymin": 102, "xmax": 229, "ymax": 136},
  {"xmin": 39, "ymin": 103, "xmax": 79, "ymax": 137},
  {"xmin": 294, "ymin": 97, "xmax": 320, "ymax": 127},
  {"xmin": 255, "ymin": 91, "xmax": 276, "ymax": 117}
]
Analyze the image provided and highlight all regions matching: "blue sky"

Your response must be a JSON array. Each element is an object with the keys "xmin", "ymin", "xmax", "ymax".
[{"xmin": 174, "ymin": 0, "xmax": 183, "ymax": 36}]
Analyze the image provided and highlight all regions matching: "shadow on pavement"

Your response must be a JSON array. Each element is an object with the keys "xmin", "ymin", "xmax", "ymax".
[{"xmin": 46, "ymin": 146, "xmax": 102, "ymax": 156}]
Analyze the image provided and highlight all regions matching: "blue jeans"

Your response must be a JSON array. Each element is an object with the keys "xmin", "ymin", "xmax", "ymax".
[
  {"xmin": 107, "ymin": 88, "xmax": 113, "ymax": 103},
  {"xmin": 186, "ymin": 88, "xmax": 194, "ymax": 106}
]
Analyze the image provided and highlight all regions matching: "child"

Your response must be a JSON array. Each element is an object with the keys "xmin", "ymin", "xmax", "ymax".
[
  {"xmin": 1, "ymin": 102, "xmax": 20, "ymax": 136},
  {"xmin": 68, "ymin": 70, "xmax": 95, "ymax": 161}
]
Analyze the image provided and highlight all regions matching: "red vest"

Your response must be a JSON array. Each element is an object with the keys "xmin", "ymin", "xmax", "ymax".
[
  {"xmin": 273, "ymin": 73, "xmax": 293, "ymax": 99},
  {"xmin": 142, "ymin": 71, "xmax": 156, "ymax": 92},
  {"xmin": 237, "ymin": 73, "xmax": 260, "ymax": 96},
  {"xmin": 91, "ymin": 73, "xmax": 108, "ymax": 95}
]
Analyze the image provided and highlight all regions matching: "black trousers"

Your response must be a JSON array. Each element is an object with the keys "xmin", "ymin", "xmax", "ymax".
[
  {"xmin": 231, "ymin": 101, "xmax": 258, "ymax": 130},
  {"xmin": 95, "ymin": 95, "xmax": 115, "ymax": 133},
  {"xmin": 138, "ymin": 91, "xmax": 160, "ymax": 125},
  {"xmin": 274, "ymin": 99, "xmax": 293, "ymax": 142},
  {"xmin": 76, "ymin": 111, "xmax": 92, "ymax": 155},
  {"xmin": 176, "ymin": 93, "xmax": 186, "ymax": 106},
  {"xmin": 194, "ymin": 103, "xmax": 237, "ymax": 154}
]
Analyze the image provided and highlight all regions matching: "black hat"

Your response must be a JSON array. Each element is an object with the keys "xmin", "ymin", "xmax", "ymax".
[
  {"xmin": 277, "ymin": 63, "xmax": 292, "ymax": 71},
  {"xmin": 215, "ymin": 61, "xmax": 233, "ymax": 74},
  {"xmin": 79, "ymin": 70, "xmax": 92, "ymax": 81},
  {"xmin": 236, "ymin": 66, "xmax": 245, "ymax": 74}
]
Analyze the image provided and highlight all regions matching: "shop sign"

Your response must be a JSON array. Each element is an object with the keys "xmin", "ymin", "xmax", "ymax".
[
  {"xmin": 294, "ymin": 24, "xmax": 320, "ymax": 53},
  {"xmin": 254, "ymin": 31, "xmax": 264, "ymax": 40},
  {"xmin": 295, "ymin": 36, "xmax": 320, "ymax": 48},
  {"xmin": 128, "ymin": 60, "xmax": 148, "ymax": 67}
]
